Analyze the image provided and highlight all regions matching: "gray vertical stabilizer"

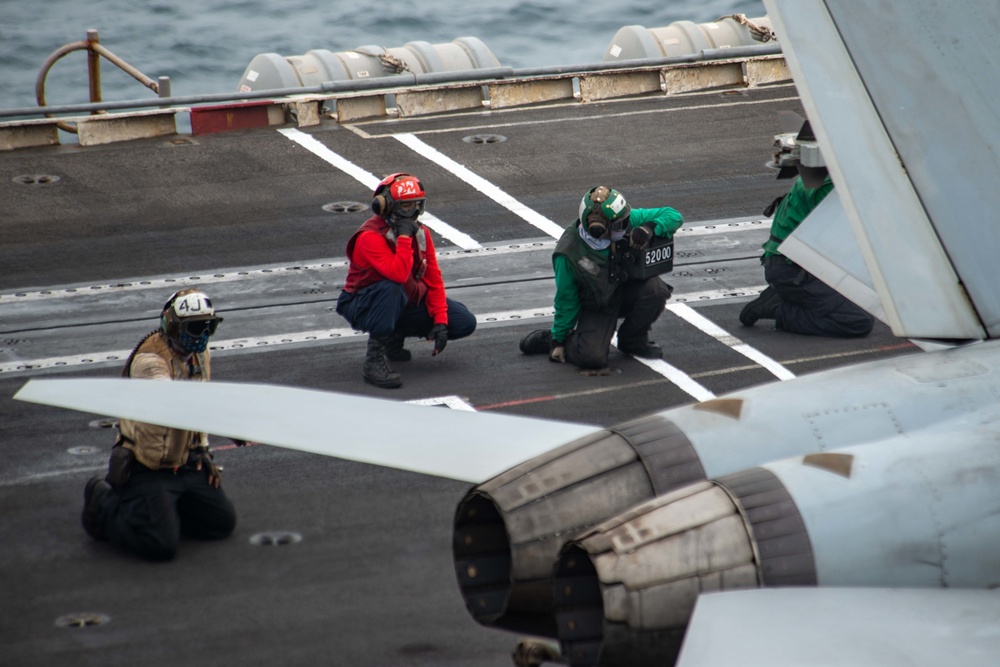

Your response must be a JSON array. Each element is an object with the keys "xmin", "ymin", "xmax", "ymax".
[{"xmin": 766, "ymin": 0, "xmax": 1000, "ymax": 340}]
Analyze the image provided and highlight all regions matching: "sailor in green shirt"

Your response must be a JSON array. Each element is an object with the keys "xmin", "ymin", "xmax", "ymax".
[
  {"xmin": 520, "ymin": 186, "xmax": 683, "ymax": 369},
  {"xmin": 739, "ymin": 124, "xmax": 874, "ymax": 337}
]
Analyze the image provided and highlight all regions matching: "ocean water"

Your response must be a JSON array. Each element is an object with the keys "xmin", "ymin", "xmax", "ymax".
[{"xmin": 0, "ymin": 0, "xmax": 765, "ymax": 111}]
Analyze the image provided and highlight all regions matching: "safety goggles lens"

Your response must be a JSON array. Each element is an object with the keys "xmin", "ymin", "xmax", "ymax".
[
  {"xmin": 181, "ymin": 318, "xmax": 220, "ymax": 337},
  {"xmin": 396, "ymin": 200, "xmax": 424, "ymax": 215}
]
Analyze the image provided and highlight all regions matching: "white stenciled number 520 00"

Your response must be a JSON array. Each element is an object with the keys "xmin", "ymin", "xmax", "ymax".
[{"xmin": 646, "ymin": 245, "xmax": 672, "ymax": 264}]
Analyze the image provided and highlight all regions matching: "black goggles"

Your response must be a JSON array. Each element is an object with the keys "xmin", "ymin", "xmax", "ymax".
[
  {"xmin": 611, "ymin": 214, "xmax": 631, "ymax": 233},
  {"xmin": 179, "ymin": 317, "xmax": 222, "ymax": 337},
  {"xmin": 395, "ymin": 199, "xmax": 425, "ymax": 216}
]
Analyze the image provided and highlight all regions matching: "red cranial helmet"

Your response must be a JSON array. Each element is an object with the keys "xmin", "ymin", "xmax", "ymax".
[{"xmin": 371, "ymin": 172, "xmax": 426, "ymax": 219}]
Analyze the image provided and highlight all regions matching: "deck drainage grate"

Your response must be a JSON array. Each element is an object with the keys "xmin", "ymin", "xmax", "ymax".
[
  {"xmin": 462, "ymin": 134, "xmax": 506, "ymax": 144},
  {"xmin": 323, "ymin": 201, "xmax": 367, "ymax": 213},
  {"xmin": 56, "ymin": 613, "xmax": 110, "ymax": 628},
  {"xmin": 12, "ymin": 174, "xmax": 61, "ymax": 186},
  {"xmin": 250, "ymin": 531, "xmax": 303, "ymax": 546}
]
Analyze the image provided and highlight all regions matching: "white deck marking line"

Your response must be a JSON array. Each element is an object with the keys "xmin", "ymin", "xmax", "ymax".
[
  {"xmin": 356, "ymin": 94, "xmax": 802, "ymax": 137},
  {"xmin": 277, "ymin": 128, "xmax": 482, "ymax": 250},
  {"xmin": 0, "ymin": 219, "xmax": 769, "ymax": 304},
  {"xmin": 0, "ymin": 464, "xmax": 107, "ymax": 487},
  {"xmin": 673, "ymin": 284, "xmax": 770, "ymax": 302},
  {"xmin": 278, "ymin": 127, "xmax": 381, "ymax": 189},
  {"xmin": 667, "ymin": 302, "xmax": 795, "ymax": 381},
  {"xmin": 610, "ymin": 333, "xmax": 715, "ymax": 402},
  {"xmin": 674, "ymin": 219, "xmax": 769, "ymax": 236},
  {"xmin": 405, "ymin": 395, "xmax": 477, "ymax": 411},
  {"xmin": 0, "ymin": 292, "xmax": 750, "ymax": 374},
  {"xmin": 393, "ymin": 133, "xmax": 566, "ymax": 239}
]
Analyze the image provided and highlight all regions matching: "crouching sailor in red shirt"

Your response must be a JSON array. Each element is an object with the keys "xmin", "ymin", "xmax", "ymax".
[{"xmin": 336, "ymin": 172, "xmax": 477, "ymax": 388}]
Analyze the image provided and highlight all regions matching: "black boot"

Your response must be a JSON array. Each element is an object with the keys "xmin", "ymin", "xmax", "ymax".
[
  {"xmin": 519, "ymin": 329, "xmax": 552, "ymax": 355},
  {"xmin": 82, "ymin": 475, "xmax": 111, "ymax": 540},
  {"xmin": 617, "ymin": 338, "xmax": 663, "ymax": 359},
  {"xmin": 739, "ymin": 286, "xmax": 783, "ymax": 327},
  {"xmin": 385, "ymin": 333, "xmax": 411, "ymax": 362},
  {"xmin": 363, "ymin": 337, "xmax": 402, "ymax": 388}
]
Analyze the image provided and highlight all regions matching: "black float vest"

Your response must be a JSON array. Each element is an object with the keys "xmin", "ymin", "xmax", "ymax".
[{"xmin": 553, "ymin": 223, "xmax": 624, "ymax": 311}]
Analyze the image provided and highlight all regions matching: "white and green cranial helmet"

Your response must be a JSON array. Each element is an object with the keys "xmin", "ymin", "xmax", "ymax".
[{"xmin": 579, "ymin": 186, "xmax": 631, "ymax": 238}]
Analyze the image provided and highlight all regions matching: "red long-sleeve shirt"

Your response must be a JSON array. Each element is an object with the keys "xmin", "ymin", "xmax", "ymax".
[{"xmin": 345, "ymin": 219, "xmax": 449, "ymax": 325}]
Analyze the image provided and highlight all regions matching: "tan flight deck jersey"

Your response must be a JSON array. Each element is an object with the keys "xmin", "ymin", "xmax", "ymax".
[{"xmin": 118, "ymin": 333, "xmax": 210, "ymax": 470}]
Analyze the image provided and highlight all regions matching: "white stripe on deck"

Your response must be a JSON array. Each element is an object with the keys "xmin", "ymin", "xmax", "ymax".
[
  {"xmin": 610, "ymin": 333, "xmax": 715, "ymax": 402},
  {"xmin": 355, "ymin": 94, "xmax": 802, "ymax": 138},
  {"xmin": 0, "ymin": 295, "xmax": 720, "ymax": 375},
  {"xmin": 393, "ymin": 133, "xmax": 566, "ymax": 239},
  {"xmin": 0, "ymin": 229, "xmax": 764, "ymax": 305},
  {"xmin": 277, "ymin": 128, "xmax": 482, "ymax": 250},
  {"xmin": 667, "ymin": 302, "xmax": 795, "ymax": 381}
]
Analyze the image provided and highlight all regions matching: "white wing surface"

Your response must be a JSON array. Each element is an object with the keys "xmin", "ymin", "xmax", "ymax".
[
  {"xmin": 13, "ymin": 378, "xmax": 597, "ymax": 483},
  {"xmin": 778, "ymin": 189, "xmax": 886, "ymax": 324},
  {"xmin": 765, "ymin": 0, "xmax": 999, "ymax": 340},
  {"xmin": 678, "ymin": 588, "xmax": 1000, "ymax": 667}
]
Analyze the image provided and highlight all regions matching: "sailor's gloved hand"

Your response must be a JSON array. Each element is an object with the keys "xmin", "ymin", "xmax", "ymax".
[
  {"xmin": 629, "ymin": 224, "xmax": 655, "ymax": 249},
  {"xmin": 396, "ymin": 219, "xmax": 419, "ymax": 238},
  {"xmin": 428, "ymin": 323, "xmax": 448, "ymax": 356},
  {"xmin": 191, "ymin": 446, "xmax": 222, "ymax": 488},
  {"xmin": 549, "ymin": 340, "xmax": 566, "ymax": 363}
]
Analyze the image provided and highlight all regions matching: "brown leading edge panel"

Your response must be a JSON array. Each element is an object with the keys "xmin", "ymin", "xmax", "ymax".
[
  {"xmin": 552, "ymin": 467, "xmax": 816, "ymax": 667},
  {"xmin": 452, "ymin": 414, "xmax": 706, "ymax": 637}
]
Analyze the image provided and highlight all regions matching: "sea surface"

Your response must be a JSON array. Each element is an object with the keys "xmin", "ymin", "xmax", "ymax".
[{"xmin": 1, "ymin": 0, "xmax": 765, "ymax": 111}]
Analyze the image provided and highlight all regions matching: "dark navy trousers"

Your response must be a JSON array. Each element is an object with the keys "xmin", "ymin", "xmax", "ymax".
[
  {"xmin": 94, "ymin": 462, "xmax": 236, "ymax": 561},
  {"xmin": 765, "ymin": 261, "xmax": 874, "ymax": 337},
  {"xmin": 336, "ymin": 280, "xmax": 477, "ymax": 341}
]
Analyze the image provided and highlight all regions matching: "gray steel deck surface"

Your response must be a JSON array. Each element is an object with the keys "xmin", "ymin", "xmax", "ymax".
[{"xmin": 1, "ymin": 82, "xmax": 914, "ymax": 666}]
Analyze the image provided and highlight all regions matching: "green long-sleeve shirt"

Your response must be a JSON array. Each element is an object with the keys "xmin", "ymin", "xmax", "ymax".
[
  {"xmin": 763, "ymin": 175, "xmax": 834, "ymax": 257},
  {"xmin": 551, "ymin": 206, "xmax": 683, "ymax": 342}
]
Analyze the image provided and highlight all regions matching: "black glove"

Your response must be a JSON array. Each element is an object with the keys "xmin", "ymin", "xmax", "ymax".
[
  {"xmin": 428, "ymin": 323, "xmax": 448, "ymax": 356},
  {"xmin": 396, "ymin": 219, "xmax": 419, "ymax": 238},
  {"xmin": 629, "ymin": 223, "xmax": 655, "ymax": 249},
  {"xmin": 191, "ymin": 445, "xmax": 222, "ymax": 488}
]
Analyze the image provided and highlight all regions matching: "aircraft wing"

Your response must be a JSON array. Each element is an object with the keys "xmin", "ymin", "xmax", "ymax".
[
  {"xmin": 778, "ymin": 189, "xmax": 887, "ymax": 325},
  {"xmin": 677, "ymin": 587, "xmax": 1000, "ymax": 666},
  {"xmin": 13, "ymin": 378, "xmax": 597, "ymax": 484},
  {"xmin": 765, "ymin": 0, "xmax": 1000, "ymax": 340}
]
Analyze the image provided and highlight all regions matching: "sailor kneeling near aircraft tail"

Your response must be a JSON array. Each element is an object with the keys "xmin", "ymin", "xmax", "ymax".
[
  {"xmin": 82, "ymin": 290, "xmax": 239, "ymax": 561},
  {"xmin": 740, "ymin": 121, "xmax": 875, "ymax": 337},
  {"xmin": 520, "ymin": 185, "xmax": 683, "ymax": 370},
  {"xmin": 336, "ymin": 173, "xmax": 477, "ymax": 389}
]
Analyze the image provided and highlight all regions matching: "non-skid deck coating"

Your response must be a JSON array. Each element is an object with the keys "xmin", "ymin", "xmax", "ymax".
[{"xmin": 0, "ymin": 82, "xmax": 915, "ymax": 666}]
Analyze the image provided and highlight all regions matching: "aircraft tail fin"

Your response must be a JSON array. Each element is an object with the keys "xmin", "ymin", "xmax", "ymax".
[{"xmin": 765, "ymin": 0, "xmax": 1000, "ymax": 341}]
